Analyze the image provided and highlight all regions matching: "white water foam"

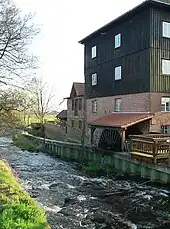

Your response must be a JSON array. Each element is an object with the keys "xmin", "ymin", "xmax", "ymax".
[
  {"xmin": 67, "ymin": 184, "xmax": 76, "ymax": 189},
  {"xmin": 43, "ymin": 205, "xmax": 62, "ymax": 213},
  {"xmin": 77, "ymin": 195, "xmax": 87, "ymax": 202}
]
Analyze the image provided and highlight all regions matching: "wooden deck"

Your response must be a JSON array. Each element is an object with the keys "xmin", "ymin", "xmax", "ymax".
[{"xmin": 130, "ymin": 134, "xmax": 170, "ymax": 164}]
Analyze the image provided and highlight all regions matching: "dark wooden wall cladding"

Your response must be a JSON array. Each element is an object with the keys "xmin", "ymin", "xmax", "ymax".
[{"xmin": 83, "ymin": 1, "xmax": 170, "ymax": 99}]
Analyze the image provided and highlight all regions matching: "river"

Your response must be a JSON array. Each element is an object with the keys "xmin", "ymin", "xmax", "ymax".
[{"xmin": 0, "ymin": 137, "xmax": 170, "ymax": 229}]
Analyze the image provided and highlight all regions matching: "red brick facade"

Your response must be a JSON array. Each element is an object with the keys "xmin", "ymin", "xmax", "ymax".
[{"xmin": 86, "ymin": 92, "xmax": 170, "ymax": 133}]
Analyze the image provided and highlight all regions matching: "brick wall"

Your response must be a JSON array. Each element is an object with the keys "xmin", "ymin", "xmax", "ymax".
[
  {"xmin": 86, "ymin": 93, "xmax": 151, "ymax": 122},
  {"xmin": 150, "ymin": 93, "xmax": 170, "ymax": 113},
  {"xmin": 86, "ymin": 92, "xmax": 170, "ymax": 122},
  {"xmin": 150, "ymin": 112, "xmax": 170, "ymax": 133}
]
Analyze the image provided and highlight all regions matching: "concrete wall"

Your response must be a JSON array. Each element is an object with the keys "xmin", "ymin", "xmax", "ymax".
[{"xmin": 25, "ymin": 134, "xmax": 170, "ymax": 184}]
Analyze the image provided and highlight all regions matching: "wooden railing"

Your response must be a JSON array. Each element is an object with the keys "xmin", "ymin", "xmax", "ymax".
[{"xmin": 129, "ymin": 134, "xmax": 170, "ymax": 164}]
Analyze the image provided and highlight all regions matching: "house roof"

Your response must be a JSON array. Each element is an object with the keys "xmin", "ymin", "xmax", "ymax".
[
  {"xmin": 66, "ymin": 82, "xmax": 85, "ymax": 99},
  {"xmin": 56, "ymin": 110, "xmax": 67, "ymax": 119},
  {"xmin": 79, "ymin": 0, "xmax": 170, "ymax": 44},
  {"xmin": 73, "ymin": 82, "xmax": 84, "ymax": 96},
  {"xmin": 88, "ymin": 112, "xmax": 154, "ymax": 129}
]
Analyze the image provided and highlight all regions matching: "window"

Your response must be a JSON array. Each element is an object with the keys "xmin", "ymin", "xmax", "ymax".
[
  {"xmin": 71, "ymin": 120, "xmax": 74, "ymax": 128},
  {"xmin": 161, "ymin": 97, "xmax": 170, "ymax": 112},
  {"xmin": 115, "ymin": 66, "xmax": 122, "ymax": 80},
  {"xmin": 91, "ymin": 46, "xmax": 96, "ymax": 58},
  {"xmin": 92, "ymin": 73, "xmax": 97, "ymax": 86},
  {"xmin": 79, "ymin": 120, "xmax": 83, "ymax": 129},
  {"xmin": 163, "ymin": 21, "xmax": 170, "ymax": 38},
  {"xmin": 161, "ymin": 125, "xmax": 170, "ymax": 134},
  {"xmin": 115, "ymin": 33, "xmax": 121, "ymax": 48},
  {"xmin": 92, "ymin": 100, "xmax": 97, "ymax": 113},
  {"xmin": 78, "ymin": 99, "xmax": 82, "ymax": 110},
  {"xmin": 162, "ymin": 59, "xmax": 170, "ymax": 74},
  {"xmin": 114, "ymin": 98, "xmax": 122, "ymax": 112},
  {"xmin": 72, "ymin": 100, "xmax": 75, "ymax": 110}
]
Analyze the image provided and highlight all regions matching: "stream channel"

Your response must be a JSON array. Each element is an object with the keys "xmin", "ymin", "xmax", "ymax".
[{"xmin": 0, "ymin": 137, "xmax": 170, "ymax": 229}]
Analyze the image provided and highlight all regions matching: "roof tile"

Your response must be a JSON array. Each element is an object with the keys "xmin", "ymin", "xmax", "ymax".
[{"xmin": 88, "ymin": 113, "xmax": 154, "ymax": 128}]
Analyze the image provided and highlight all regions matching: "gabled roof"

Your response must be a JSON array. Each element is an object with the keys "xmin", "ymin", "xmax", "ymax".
[
  {"xmin": 56, "ymin": 110, "xmax": 67, "ymax": 119},
  {"xmin": 69, "ymin": 82, "xmax": 84, "ymax": 98},
  {"xmin": 88, "ymin": 112, "xmax": 154, "ymax": 129},
  {"xmin": 79, "ymin": 0, "xmax": 170, "ymax": 44}
]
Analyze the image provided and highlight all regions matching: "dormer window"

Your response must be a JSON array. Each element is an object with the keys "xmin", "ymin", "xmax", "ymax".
[
  {"xmin": 91, "ymin": 46, "xmax": 96, "ymax": 58},
  {"xmin": 115, "ymin": 33, "xmax": 121, "ymax": 48}
]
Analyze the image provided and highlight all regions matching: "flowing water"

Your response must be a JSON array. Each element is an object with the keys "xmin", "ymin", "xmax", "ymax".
[{"xmin": 0, "ymin": 137, "xmax": 170, "ymax": 229}]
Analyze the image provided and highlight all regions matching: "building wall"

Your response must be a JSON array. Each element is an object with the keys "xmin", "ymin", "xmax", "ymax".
[
  {"xmin": 86, "ymin": 92, "xmax": 170, "ymax": 122},
  {"xmin": 150, "ymin": 6, "xmax": 170, "ymax": 93},
  {"xmin": 67, "ymin": 97, "xmax": 85, "ymax": 140},
  {"xmin": 150, "ymin": 112, "xmax": 170, "ymax": 133},
  {"xmin": 86, "ymin": 93, "xmax": 150, "ymax": 122},
  {"xmin": 84, "ymin": 7, "xmax": 151, "ymax": 99}
]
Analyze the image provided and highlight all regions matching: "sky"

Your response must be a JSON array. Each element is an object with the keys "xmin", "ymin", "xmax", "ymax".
[{"xmin": 13, "ymin": 0, "xmax": 143, "ymax": 111}]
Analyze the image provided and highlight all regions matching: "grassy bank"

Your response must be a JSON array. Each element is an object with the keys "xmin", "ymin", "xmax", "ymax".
[
  {"xmin": 0, "ymin": 160, "xmax": 49, "ymax": 229},
  {"xmin": 13, "ymin": 134, "xmax": 42, "ymax": 152}
]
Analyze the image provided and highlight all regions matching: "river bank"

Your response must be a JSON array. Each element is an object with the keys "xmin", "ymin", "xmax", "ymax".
[
  {"xmin": 0, "ymin": 159, "xmax": 49, "ymax": 229},
  {"xmin": 3, "ymin": 135, "xmax": 170, "ymax": 228}
]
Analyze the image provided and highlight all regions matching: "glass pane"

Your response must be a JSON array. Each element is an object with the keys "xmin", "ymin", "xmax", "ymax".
[
  {"xmin": 115, "ymin": 33, "xmax": 121, "ymax": 48},
  {"xmin": 115, "ymin": 66, "xmax": 121, "ymax": 80},
  {"xmin": 92, "ymin": 46, "xmax": 96, "ymax": 58},
  {"xmin": 163, "ymin": 22, "xmax": 170, "ymax": 38},
  {"xmin": 162, "ymin": 59, "xmax": 170, "ymax": 74}
]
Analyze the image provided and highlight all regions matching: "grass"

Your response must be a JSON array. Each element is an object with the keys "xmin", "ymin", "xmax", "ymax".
[
  {"xmin": 12, "ymin": 134, "xmax": 42, "ymax": 152},
  {"xmin": 21, "ymin": 115, "xmax": 57, "ymax": 126},
  {"xmin": 0, "ymin": 160, "xmax": 49, "ymax": 229}
]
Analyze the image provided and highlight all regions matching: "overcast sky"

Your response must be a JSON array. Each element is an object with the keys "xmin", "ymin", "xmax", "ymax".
[{"xmin": 13, "ymin": 0, "xmax": 143, "ymax": 110}]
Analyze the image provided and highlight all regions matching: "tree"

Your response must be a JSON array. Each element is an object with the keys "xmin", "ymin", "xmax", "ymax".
[
  {"xmin": 0, "ymin": 88, "xmax": 34, "ymax": 129},
  {"xmin": 27, "ymin": 77, "xmax": 55, "ymax": 124},
  {"xmin": 0, "ymin": 0, "xmax": 39, "ymax": 85}
]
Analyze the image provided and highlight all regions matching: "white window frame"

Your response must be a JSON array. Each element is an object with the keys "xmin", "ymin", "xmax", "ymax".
[
  {"xmin": 115, "ymin": 66, "xmax": 122, "ymax": 80},
  {"xmin": 92, "ymin": 100, "xmax": 97, "ymax": 113},
  {"xmin": 115, "ymin": 98, "xmax": 122, "ymax": 112},
  {"xmin": 92, "ymin": 73, "xmax": 97, "ymax": 86},
  {"xmin": 163, "ymin": 21, "xmax": 170, "ymax": 38},
  {"xmin": 161, "ymin": 97, "xmax": 170, "ymax": 112},
  {"xmin": 115, "ymin": 33, "xmax": 121, "ymax": 48},
  {"xmin": 91, "ymin": 45, "xmax": 96, "ymax": 58},
  {"xmin": 162, "ymin": 59, "xmax": 170, "ymax": 75}
]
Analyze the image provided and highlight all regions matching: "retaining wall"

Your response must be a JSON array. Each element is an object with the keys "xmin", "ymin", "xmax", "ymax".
[{"xmin": 24, "ymin": 133, "xmax": 170, "ymax": 184}]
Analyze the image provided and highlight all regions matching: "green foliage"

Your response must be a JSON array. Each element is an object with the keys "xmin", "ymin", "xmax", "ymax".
[
  {"xmin": 82, "ymin": 162, "xmax": 116, "ymax": 177},
  {"xmin": 0, "ymin": 160, "xmax": 49, "ymax": 229},
  {"xmin": 12, "ymin": 134, "xmax": 42, "ymax": 152},
  {"xmin": 83, "ymin": 162, "xmax": 101, "ymax": 173}
]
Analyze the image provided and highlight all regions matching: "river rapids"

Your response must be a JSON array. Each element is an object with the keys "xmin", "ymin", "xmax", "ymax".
[{"xmin": 0, "ymin": 137, "xmax": 170, "ymax": 229}]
